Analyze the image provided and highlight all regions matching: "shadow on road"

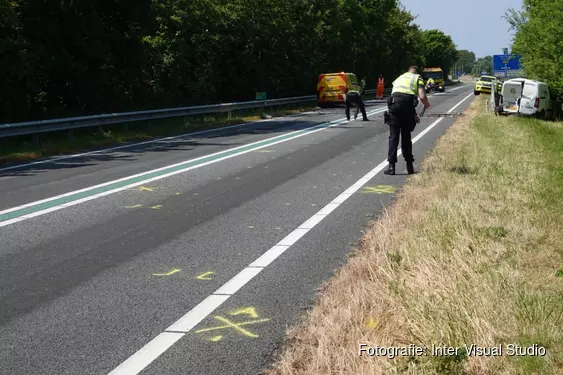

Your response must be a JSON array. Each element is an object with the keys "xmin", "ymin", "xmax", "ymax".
[{"xmin": 1, "ymin": 103, "xmax": 385, "ymax": 178}]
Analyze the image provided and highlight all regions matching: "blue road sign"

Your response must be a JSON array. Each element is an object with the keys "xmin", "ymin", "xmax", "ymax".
[
  {"xmin": 493, "ymin": 54, "xmax": 523, "ymax": 78},
  {"xmin": 503, "ymin": 48, "xmax": 509, "ymax": 54},
  {"xmin": 456, "ymin": 71, "xmax": 461, "ymax": 77}
]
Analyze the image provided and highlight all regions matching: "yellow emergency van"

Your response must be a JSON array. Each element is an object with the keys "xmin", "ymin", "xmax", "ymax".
[
  {"xmin": 422, "ymin": 67, "xmax": 445, "ymax": 92},
  {"xmin": 316, "ymin": 72, "xmax": 362, "ymax": 108}
]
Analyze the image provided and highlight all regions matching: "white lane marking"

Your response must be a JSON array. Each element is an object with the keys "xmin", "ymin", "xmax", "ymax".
[
  {"xmin": 248, "ymin": 245, "xmax": 289, "ymax": 268},
  {"xmin": 0, "ymin": 109, "xmax": 327, "ymax": 173},
  {"xmin": 0, "ymin": 107, "xmax": 388, "ymax": 228},
  {"xmin": 108, "ymin": 332, "xmax": 185, "ymax": 375},
  {"xmin": 107, "ymin": 92, "xmax": 474, "ymax": 375},
  {"xmin": 213, "ymin": 267, "xmax": 264, "ymax": 295},
  {"xmin": 165, "ymin": 295, "xmax": 230, "ymax": 332}
]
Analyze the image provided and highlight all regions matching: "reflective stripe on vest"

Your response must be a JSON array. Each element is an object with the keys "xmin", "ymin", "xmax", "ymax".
[{"xmin": 391, "ymin": 73, "xmax": 419, "ymax": 95}]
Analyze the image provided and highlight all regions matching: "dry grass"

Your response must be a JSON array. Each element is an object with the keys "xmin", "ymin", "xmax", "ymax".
[{"xmin": 267, "ymin": 96, "xmax": 563, "ymax": 375}]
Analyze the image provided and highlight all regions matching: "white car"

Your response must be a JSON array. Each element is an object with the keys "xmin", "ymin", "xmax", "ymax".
[{"xmin": 500, "ymin": 78, "xmax": 554, "ymax": 120}]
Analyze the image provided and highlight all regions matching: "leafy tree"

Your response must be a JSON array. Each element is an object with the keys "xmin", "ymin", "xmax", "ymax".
[
  {"xmin": 420, "ymin": 29, "xmax": 458, "ymax": 77},
  {"xmin": 506, "ymin": 0, "xmax": 563, "ymax": 99},
  {"xmin": 455, "ymin": 50, "xmax": 476, "ymax": 75},
  {"xmin": 472, "ymin": 56, "xmax": 493, "ymax": 76},
  {"xmin": 0, "ymin": 0, "xmax": 460, "ymax": 123}
]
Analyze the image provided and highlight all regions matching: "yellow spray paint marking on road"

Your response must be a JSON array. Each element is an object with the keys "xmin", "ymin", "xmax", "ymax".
[
  {"xmin": 366, "ymin": 319, "xmax": 378, "ymax": 328},
  {"xmin": 254, "ymin": 149, "xmax": 275, "ymax": 153},
  {"xmin": 229, "ymin": 307, "xmax": 258, "ymax": 318},
  {"xmin": 196, "ymin": 307, "xmax": 270, "ymax": 342},
  {"xmin": 152, "ymin": 268, "xmax": 181, "ymax": 276},
  {"xmin": 362, "ymin": 185, "xmax": 396, "ymax": 194},
  {"xmin": 137, "ymin": 186, "xmax": 159, "ymax": 192},
  {"xmin": 124, "ymin": 204, "xmax": 164, "ymax": 209},
  {"xmin": 196, "ymin": 271, "xmax": 214, "ymax": 280}
]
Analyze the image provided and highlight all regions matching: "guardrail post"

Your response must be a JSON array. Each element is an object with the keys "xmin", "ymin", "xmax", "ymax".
[
  {"xmin": 97, "ymin": 126, "xmax": 104, "ymax": 137},
  {"xmin": 123, "ymin": 123, "xmax": 129, "ymax": 132},
  {"xmin": 68, "ymin": 130, "xmax": 74, "ymax": 141},
  {"xmin": 33, "ymin": 134, "xmax": 39, "ymax": 145},
  {"xmin": 228, "ymin": 110, "xmax": 232, "ymax": 119}
]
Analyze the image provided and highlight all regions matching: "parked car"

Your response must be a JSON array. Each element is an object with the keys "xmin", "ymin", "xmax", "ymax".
[
  {"xmin": 474, "ymin": 75, "xmax": 501, "ymax": 95},
  {"xmin": 500, "ymin": 78, "xmax": 554, "ymax": 120}
]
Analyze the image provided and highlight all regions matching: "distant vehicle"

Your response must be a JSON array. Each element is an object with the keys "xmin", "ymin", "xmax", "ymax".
[
  {"xmin": 422, "ymin": 67, "xmax": 445, "ymax": 92},
  {"xmin": 500, "ymin": 78, "xmax": 554, "ymax": 120},
  {"xmin": 316, "ymin": 72, "xmax": 362, "ymax": 108},
  {"xmin": 474, "ymin": 75, "xmax": 500, "ymax": 95}
]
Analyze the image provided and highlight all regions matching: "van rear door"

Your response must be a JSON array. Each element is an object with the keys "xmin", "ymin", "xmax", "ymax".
[
  {"xmin": 502, "ymin": 81, "xmax": 523, "ymax": 113},
  {"xmin": 317, "ymin": 73, "xmax": 348, "ymax": 103},
  {"xmin": 518, "ymin": 81, "xmax": 538, "ymax": 116}
]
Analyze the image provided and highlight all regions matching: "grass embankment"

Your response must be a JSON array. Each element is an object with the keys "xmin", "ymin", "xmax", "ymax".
[
  {"xmin": 269, "ymin": 96, "xmax": 563, "ymax": 374},
  {"xmin": 0, "ymin": 102, "xmax": 323, "ymax": 165}
]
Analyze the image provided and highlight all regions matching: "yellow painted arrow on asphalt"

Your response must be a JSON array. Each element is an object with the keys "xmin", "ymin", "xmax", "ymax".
[
  {"xmin": 152, "ymin": 268, "xmax": 181, "ymax": 276},
  {"xmin": 196, "ymin": 271, "xmax": 215, "ymax": 280}
]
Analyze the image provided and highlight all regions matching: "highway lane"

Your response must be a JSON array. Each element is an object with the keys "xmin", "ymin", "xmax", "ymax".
[
  {"xmin": 0, "ymin": 85, "xmax": 473, "ymax": 375},
  {"xmin": 0, "ymin": 101, "xmax": 386, "ymax": 211}
]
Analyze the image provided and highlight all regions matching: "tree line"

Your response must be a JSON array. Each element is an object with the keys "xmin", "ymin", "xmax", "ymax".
[
  {"xmin": 505, "ymin": 0, "xmax": 563, "ymax": 100},
  {"xmin": 449, "ymin": 50, "xmax": 491, "ymax": 78},
  {"xmin": 1, "ymin": 0, "xmax": 458, "ymax": 124}
]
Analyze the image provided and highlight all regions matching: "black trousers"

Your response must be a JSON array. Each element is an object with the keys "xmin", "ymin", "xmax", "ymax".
[
  {"xmin": 345, "ymin": 92, "xmax": 367, "ymax": 120},
  {"xmin": 386, "ymin": 93, "xmax": 416, "ymax": 164}
]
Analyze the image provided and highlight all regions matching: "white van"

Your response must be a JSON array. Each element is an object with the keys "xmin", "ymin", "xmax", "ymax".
[{"xmin": 501, "ymin": 78, "xmax": 554, "ymax": 120}]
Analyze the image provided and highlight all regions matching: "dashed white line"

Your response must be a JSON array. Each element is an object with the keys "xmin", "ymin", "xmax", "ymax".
[{"xmin": 107, "ymin": 91, "xmax": 474, "ymax": 375}]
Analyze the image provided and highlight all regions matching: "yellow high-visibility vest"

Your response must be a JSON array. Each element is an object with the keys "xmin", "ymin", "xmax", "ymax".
[{"xmin": 391, "ymin": 72, "xmax": 423, "ymax": 95}]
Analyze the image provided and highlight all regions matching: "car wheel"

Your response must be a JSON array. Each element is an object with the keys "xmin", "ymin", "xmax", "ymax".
[
  {"xmin": 474, "ymin": 91, "xmax": 480, "ymax": 96},
  {"xmin": 536, "ymin": 110, "xmax": 546, "ymax": 120}
]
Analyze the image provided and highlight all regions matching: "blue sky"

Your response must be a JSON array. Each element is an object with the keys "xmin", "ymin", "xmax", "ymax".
[{"xmin": 398, "ymin": 0, "xmax": 523, "ymax": 58}]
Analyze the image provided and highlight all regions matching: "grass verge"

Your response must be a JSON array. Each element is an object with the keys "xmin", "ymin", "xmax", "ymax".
[
  {"xmin": 0, "ymin": 102, "xmax": 322, "ymax": 165},
  {"xmin": 268, "ymin": 96, "xmax": 563, "ymax": 374}
]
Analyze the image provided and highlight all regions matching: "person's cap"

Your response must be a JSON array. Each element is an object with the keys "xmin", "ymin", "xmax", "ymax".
[{"xmin": 409, "ymin": 65, "xmax": 418, "ymax": 72}]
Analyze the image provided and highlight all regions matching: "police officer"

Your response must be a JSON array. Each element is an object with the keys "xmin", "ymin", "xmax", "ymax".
[
  {"xmin": 344, "ymin": 87, "xmax": 369, "ymax": 121},
  {"xmin": 384, "ymin": 66, "xmax": 430, "ymax": 175}
]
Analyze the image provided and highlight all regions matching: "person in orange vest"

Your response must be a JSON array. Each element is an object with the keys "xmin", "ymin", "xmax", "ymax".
[{"xmin": 376, "ymin": 74, "xmax": 385, "ymax": 99}]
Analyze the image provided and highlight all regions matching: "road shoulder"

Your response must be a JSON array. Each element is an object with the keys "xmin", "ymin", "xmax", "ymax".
[{"xmin": 266, "ymin": 96, "xmax": 563, "ymax": 374}]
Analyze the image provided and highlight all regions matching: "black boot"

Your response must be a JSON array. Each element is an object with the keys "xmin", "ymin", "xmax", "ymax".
[
  {"xmin": 384, "ymin": 163, "xmax": 395, "ymax": 175},
  {"xmin": 406, "ymin": 161, "xmax": 414, "ymax": 174}
]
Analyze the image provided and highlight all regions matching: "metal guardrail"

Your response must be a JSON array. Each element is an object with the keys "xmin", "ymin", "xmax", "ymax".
[
  {"xmin": 0, "ymin": 80, "xmax": 461, "ymax": 139},
  {"xmin": 0, "ymin": 89, "xmax": 383, "ymax": 139}
]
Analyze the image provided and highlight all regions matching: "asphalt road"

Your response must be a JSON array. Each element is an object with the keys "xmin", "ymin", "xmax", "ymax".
[{"xmin": 0, "ymin": 85, "xmax": 474, "ymax": 375}]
